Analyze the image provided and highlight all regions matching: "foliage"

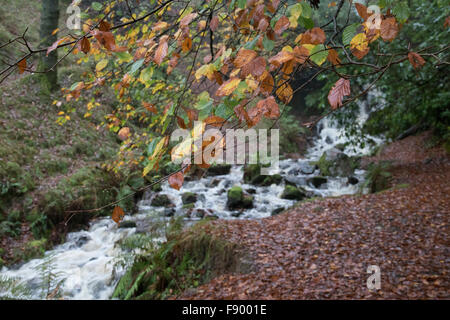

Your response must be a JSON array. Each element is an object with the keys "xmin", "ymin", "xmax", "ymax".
[{"xmin": 112, "ymin": 220, "xmax": 244, "ymax": 300}]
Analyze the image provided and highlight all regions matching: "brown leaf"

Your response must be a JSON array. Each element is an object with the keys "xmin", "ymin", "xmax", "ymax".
[
  {"xmin": 168, "ymin": 171, "xmax": 184, "ymax": 190},
  {"xmin": 351, "ymin": 47, "xmax": 369, "ymax": 60},
  {"xmin": 205, "ymin": 115, "xmax": 226, "ymax": 127},
  {"xmin": 300, "ymin": 27, "xmax": 326, "ymax": 45},
  {"xmin": 408, "ymin": 52, "xmax": 426, "ymax": 70},
  {"xmin": 79, "ymin": 37, "xmax": 91, "ymax": 54},
  {"xmin": 143, "ymin": 102, "xmax": 157, "ymax": 113},
  {"xmin": 327, "ymin": 48, "xmax": 341, "ymax": 66},
  {"xmin": 257, "ymin": 95, "xmax": 280, "ymax": 119},
  {"xmin": 260, "ymin": 71, "xmax": 274, "ymax": 96},
  {"xmin": 180, "ymin": 13, "xmax": 197, "ymax": 27},
  {"xmin": 355, "ymin": 3, "xmax": 369, "ymax": 21},
  {"xmin": 234, "ymin": 48, "xmax": 258, "ymax": 68},
  {"xmin": 118, "ymin": 127, "xmax": 130, "ymax": 141},
  {"xmin": 268, "ymin": 50, "xmax": 294, "ymax": 68},
  {"xmin": 154, "ymin": 38, "xmax": 168, "ymax": 65},
  {"xmin": 274, "ymin": 16, "xmax": 290, "ymax": 35},
  {"xmin": 328, "ymin": 78, "xmax": 350, "ymax": 110},
  {"xmin": 98, "ymin": 20, "xmax": 111, "ymax": 32},
  {"xmin": 380, "ymin": 17, "xmax": 398, "ymax": 42},
  {"xmin": 210, "ymin": 16, "xmax": 219, "ymax": 32},
  {"xmin": 112, "ymin": 206, "xmax": 125, "ymax": 224},
  {"xmin": 241, "ymin": 56, "xmax": 266, "ymax": 78},
  {"xmin": 17, "ymin": 58, "xmax": 27, "ymax": 74}
]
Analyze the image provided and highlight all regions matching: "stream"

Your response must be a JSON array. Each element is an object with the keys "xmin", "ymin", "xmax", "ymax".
[{"xmin": 0, "ymin": 102, "xmax": 382, "ymax": 299}]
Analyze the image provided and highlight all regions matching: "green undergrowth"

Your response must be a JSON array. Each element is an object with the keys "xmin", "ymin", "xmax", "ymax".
[{"xmin": 112, "ymin": 219, "xmax": 249, "ymax": 300}]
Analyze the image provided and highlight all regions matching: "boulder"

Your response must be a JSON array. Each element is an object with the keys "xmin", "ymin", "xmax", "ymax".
[
  {"xmin": 347, "ymin": 176, "xmax": 359, "ymax": 185},
  {"xmin": 206, "ymin": 164, "xmax": 232, "ymax": 176},
  {"xmin": 181, "ymin": 192, "xmax": 197, "ymax": 205},
  {"xmin": 243, "ymin": 164, "xmax": 282, "ymax": 186},
  {"xmin": 308, "ymin": 176, "xmax": 328, "ymax": 188},
  {"xmin": 151, "ymin": 194, "xmax": 172, "ymax": 207},
  {"xmin": 227, "ymin": 186, "xmax": 253, "ymax": 210},
  {"xmin": 284, "ymin": 175, "xmax": 306, "ymax": 187},
  {"xmin": 316, "ymin": 148, "xmax": 359, "ymax": 177},
  {"xmin": 271, "ymin": 207, "xmax": 285, "ymax": 216},
  {"xmin": 118, "ymin": 221, "xmax": 137, "ymax": 229},
  {"xmin": 299, "ymin": 162, "xmax": 316, "ymax": 175},
  {"xmin": 281, "ymin": 185, "xmax": 306, "ymax": 201}
]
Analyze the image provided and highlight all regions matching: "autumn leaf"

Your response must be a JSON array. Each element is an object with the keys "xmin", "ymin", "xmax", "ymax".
[
  {"xmin": 182, "ymin": 37, "xmax": 192, "ymax": 52},
  {"xmin": 168, "ymin": 171, "xmax": 184, "ymax": 190},
  {"xmin": 276, "ymin": 82, "xmax": 293, "ymax": 104},
  {"xmin": 153, "ymin": 21, "xmax": 169, "ymax": 32},
  {"xmin": 408, "ymin": 52, "xmax": 426, "ymax": 70},
  {"xmin": 328, "ymin": 78, "xmax": 351, "ymax": 110},
  {"xmin": 327, "ymin": 48, "xmax": 341, "ymax": 66},
  {"xmin": 380, "ymin": 17, "xmax": 399, "ymax": 42},
  {"xmin": 260, "ymin": 71, "xmax": 275, "ymax": 96},
  {"xmin": 154, "ymin": 38, "xmax": 168, "ymax": 65},
  {"xmin": 268, "ymin": 50, "xmax": 294, "ymax": 68},
  {"xmin": 350, "ymin": 33, "xmax": 368, "ymax": 51},
  {"xmin": 112, "ymin": 206, "xmax": 125, "ymax": 224},
  {"xmin": 143, "ymin": 102, "xmax": 157, "ymax": 113},
  {"xmin": 79, "ymin": 37, "xmax": 91, "ymax": 54},
  {"xmin": 274, "ymin": 16, "xmax": 290, "ymax": 35},
  {"xmin": 241, "ymin": 56, "xmax": 266, "ymax": 78},
  {"xmin": 258, "ymin": 95, "xmax": 280, "ymax": 119},
  {"xmin": 216, "ymin": 77, "xmax": 241, "ymax": 96},
  {"xmin": 355, "ymin": 3, "xmax": 369, "ymax": 21},
  {"xmin": 351, "ymin": 47, "xmax": 369, "ymax": 60},
  {"xmin": 17, "ymin": 58, "xmax": 27, "ymax": 74},
  {"xmin": 205, "ymin": 115, "xmax": 226, "ymax": 127},
  {"xmin": 210, "ymin": 16, "xmax": 219, "ymax": 32},
  {"xmin": 118, "ymin": 127, "xmax": 130, "ymax": 141},
  {"xmin": 99, "ymin": 20, "xmax": 111, "ymax": 32},
  {"xmin": 300, "ymin": 27, "xmax": 326, "ymax": 45},
  {"xmin": 234, "ymin": 48, "xmax": 258, "ymax": 68},
  {"xmin": 180, "ymin": 13, "xmax": 197, "ymax": 27}
]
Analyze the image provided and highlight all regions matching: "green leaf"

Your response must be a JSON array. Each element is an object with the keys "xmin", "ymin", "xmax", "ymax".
[
  {"xmin": 262, "ymin": 36, "xmax": 275, "ymax": 52},
  {"xmin": 91, "ymin": 2, "xmax": 102, "ymax": 11},
  {"xmin": 300, "ymin": 2, "xmax": 312, "ymax": 18},
  {"xmin": 299, "ymin": 16, "xmax": 314, "ymax": 29},
  {"xmin": 147, "ymin": 137, "xmax": 161, "ymax": 156},
  {"xmin": 139, "ymin": 67, "xmax": 154, "ymax": 85},
  {"xmin": 214, "ymin": 103, "xmax": 233, "ymax": 119},
  {"xmin": 309, "ymin": 44, "xmax": 328, "ymax": 66},
  {"xmin": 392, "ymin": 1, "xmax": 410, "ymax": 23},
  {"xmin": 129, "ymin": 59, "xmax": 145, "ymax": 76},
  {"xmin": 115, "ymin": 52, "xmax": 133, "ymax": 64},
  {"xmin": 342, "ymin": 23, "xmax": 360, "ymax": 46},
  {"xmin": 244, "ymin": 35, "xmax": 260, "ymax": 50},
  {"xmin": 237, "ymin": 0, "xmax": 246, "ymax": 9},
  {"xmin": 195, "ymin": 91, "xmax": 213, "ymax": 110}
]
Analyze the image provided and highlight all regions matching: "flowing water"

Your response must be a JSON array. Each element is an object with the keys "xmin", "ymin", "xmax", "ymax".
[{"xmin": 0, "ymin": 102, "xmax": 381, "ymax": 300}]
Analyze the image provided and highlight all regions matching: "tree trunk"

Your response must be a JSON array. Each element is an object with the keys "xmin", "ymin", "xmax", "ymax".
[{"xmin": 39, "ymin": 0, "xmax": 59, "ymax": 92}]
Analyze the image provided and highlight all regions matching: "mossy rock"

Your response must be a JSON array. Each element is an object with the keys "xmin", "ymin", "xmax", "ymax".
[
  {"xmin": 281, "ymin": 185, "xmax": 306, "ymax": 201},
  {"xmin": 181, "ymin": 192, "xmax": 197, "ymax": 205},
  {"xmin": 243, "ymin": 164, "xmax": 281, "ymax": 186},
  {"xmin": 151, "ymin": 194, "xmax": 173, "ymax": 207},
  {"xmin": 271, "ymin": 207, "xmax": 285, "ymax": 216},
  {"xmin": 206, "ymin": 164, "xmax": 231, "ymax": 176},
  {"xmin": 226, "ymin": 186, "xmax": 253, "ymax": 210},
  {"xmin": 182, "ymin": 203, "xmax": 195, "ymax": 210}
]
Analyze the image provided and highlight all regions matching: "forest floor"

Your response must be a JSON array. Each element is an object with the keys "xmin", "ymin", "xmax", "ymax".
[{"xmin": 178, "ymin": 131, "xmax": 449, "ymax": 299}]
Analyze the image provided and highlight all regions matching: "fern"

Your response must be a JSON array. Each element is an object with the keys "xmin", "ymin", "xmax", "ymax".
[{"xmin": 0, "ymin": 276, "xmax": 32, "ymax": 300}]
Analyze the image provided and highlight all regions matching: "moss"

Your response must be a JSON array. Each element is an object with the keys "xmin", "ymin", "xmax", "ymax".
[
  {"xmin": 23, "ymin": 239, "xmax": 47, "ymax": 260},
  {"xmin": 151, "ymin": 194, "xmax": 172, "ymax": 207},
  {"xmin": 181, "ymin": 192, "xmax": 197, "ymax": 205},
  {"xmin": 182, "ymin": 203, "xmax": 195, "ymax": 210},
  {"xmin": 281, "ymin": 185, "xmax": 306, "ymax": 201},
  {"xmin": 315, "ymin": 153, "xmax": 332, "ymax": 176}
]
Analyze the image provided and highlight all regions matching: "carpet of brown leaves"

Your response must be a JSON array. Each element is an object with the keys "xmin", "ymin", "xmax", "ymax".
[{"xmin": 178, "ymin": 133, "xmax": 449, "ymax": 299}]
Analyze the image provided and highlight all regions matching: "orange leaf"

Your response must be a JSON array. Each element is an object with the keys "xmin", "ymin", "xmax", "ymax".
[
  {"xmin": 408, "ymin": 52, "xmax": 426, "ymax": 70},
  {"xmin": 17, "ymin": 59, "xmax": 27, "ymax": 74},
  {"xmin": 274, "ymin": 16, "xmax": 290, "ymax": 35},
  {"xmin": 257, "ymin": 95, "xmax": 280, "ymax": 119},
  {"xmin": 99, "ymin": 20, "xmax": 111, "ymax": 32},
  {"xmin": 351, "ymin": 47, "xmax": 369, "ymax": 60},
  {"xmin": 276, "ymin": 82, "xmax": 293, "ymax": 104},
  {"xmin": 112, "ymin": 206, "xmax": 125, "ymax": 224},
  {"xmin": 143, "ymin": 102, "xmax": 157, "ymax": 113},
  {"xmin": 328, "ymin": 78, "xmax": 350, "ymax": 110},
  {"xmin": 168, "ymin": 171, "xmax": 184, "ymax": 190},
  {"xmin": 268, "ymin": 50, "xmax": 294, "ymax": 68},
  {"xmin": 260, "ymin": 71, "xmax": 274, "ymax": 96},
  {"xmin": 182, "ymin": 37, "xmax": 192, "ymax": 52}
]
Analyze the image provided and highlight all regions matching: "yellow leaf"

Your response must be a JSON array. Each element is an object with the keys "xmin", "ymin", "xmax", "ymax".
[
  {"xmin": 350, "ymin": 33, "xmax": 368, "ymax": 51},
  {"xmin": 215, "ymin": 78, "xmax": 241, "ymax": 97},
  {"xmin": 96, "ymin": 59, "xmax": 108, "ymax": 72}
]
